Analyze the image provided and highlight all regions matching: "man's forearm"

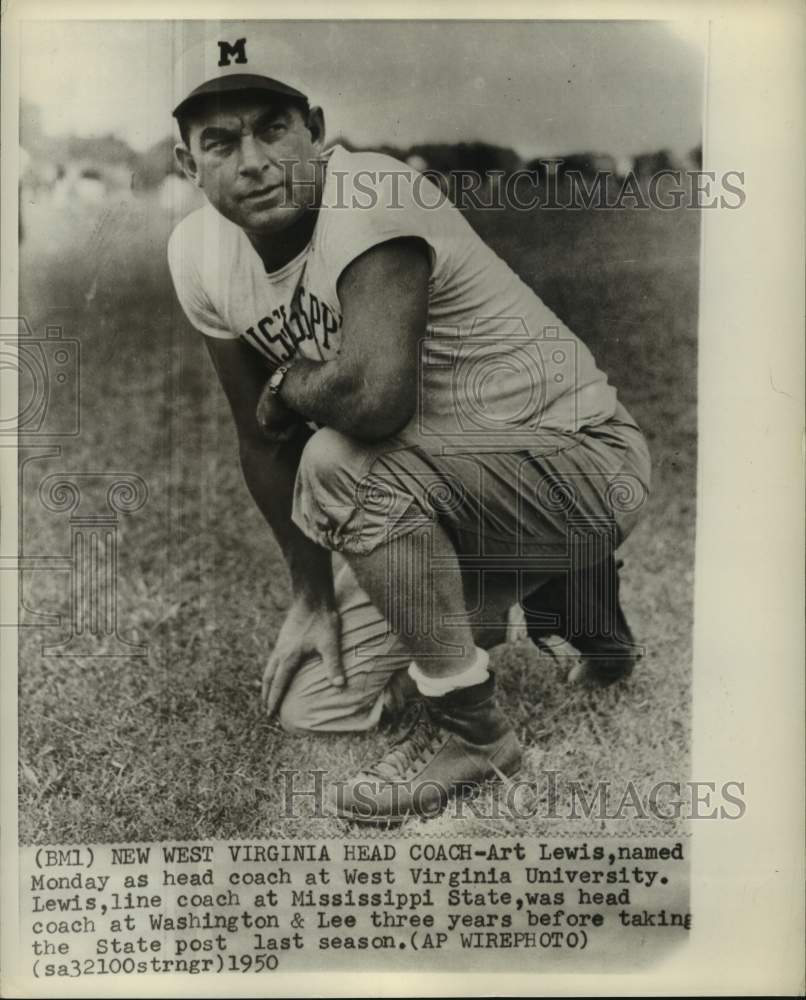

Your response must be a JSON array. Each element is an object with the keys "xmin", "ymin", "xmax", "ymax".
[
  {"xmin": 280, "ymin": 357, "xmax": 360, "ymax": 433},
  {"xmin": 239, "ymin": 425, "xmax": 335, "ymax": 608},
  {"xmin": 280, "ymin": 356, "xmax": 413, "ymax": 442}
]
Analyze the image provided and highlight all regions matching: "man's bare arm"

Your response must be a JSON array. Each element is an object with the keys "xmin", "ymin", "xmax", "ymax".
[
  {"xmin": 275, "ymin": 237, "xmax": 430, "ymax": 441},
  {"xmin": 205, "ymin": 336, "xmax": 335, "ymax": 610}
]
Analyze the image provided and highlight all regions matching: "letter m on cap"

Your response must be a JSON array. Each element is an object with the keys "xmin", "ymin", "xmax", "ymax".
[{"xmin": 218, "ymin": 38, "xmax": 247, "ymax": 67}]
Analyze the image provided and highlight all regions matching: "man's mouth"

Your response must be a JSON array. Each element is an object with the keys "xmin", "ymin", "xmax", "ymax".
[{"xmin": 240, "ymin": 185, "xmax": 282, "ymax": 203}]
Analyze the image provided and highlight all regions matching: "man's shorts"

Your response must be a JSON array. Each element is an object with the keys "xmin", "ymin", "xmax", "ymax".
[{"xmin": 278, "ymin": 402, "xmax": 651, "ymax": 734}]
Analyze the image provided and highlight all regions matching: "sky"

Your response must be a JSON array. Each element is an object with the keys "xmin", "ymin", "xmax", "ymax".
[{"xmin": 20, "ymin": 19, "xmax": 705, "ymax": 159}]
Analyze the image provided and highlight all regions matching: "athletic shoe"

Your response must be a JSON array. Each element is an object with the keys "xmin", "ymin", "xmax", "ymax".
[
  {"xmin": 521, "ymin": 555, "xmax": 641, "ymax": 686},
  {"xmin": 331, "ymin": 673, "xmax": 521, "ymax": 823}
]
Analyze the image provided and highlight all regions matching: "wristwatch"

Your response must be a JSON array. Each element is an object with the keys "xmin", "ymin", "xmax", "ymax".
[{"xmin": 266, "ymin": 364, "xmax": 291, "ymax": 396}]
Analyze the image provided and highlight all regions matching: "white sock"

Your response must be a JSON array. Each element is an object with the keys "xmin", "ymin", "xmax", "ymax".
[{"xmin": 408, "ymin": 648, "xmax": 490, "ymax": 698}]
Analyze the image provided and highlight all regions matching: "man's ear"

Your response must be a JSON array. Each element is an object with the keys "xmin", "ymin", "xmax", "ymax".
[
  {"xmin": 174, "ymin": 144, "xmax": 201, "ymax": 187},
  {"xmin": 306, "ymin": 106, "xmax": 326, "ymax": 151}
]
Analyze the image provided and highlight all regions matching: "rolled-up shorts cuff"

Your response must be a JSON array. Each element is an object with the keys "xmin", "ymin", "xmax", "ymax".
[
  {"xmin": 292, "ymin": 494, "xmax": 434, "ymax": 555},
  {"xmin": 291, "ymin": 429, "xmax": 438, "ymax": 555}
]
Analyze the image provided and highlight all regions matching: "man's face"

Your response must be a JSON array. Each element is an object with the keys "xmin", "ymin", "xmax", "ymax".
[{"xmin": 177, "ymin": 94, "xmax": 325, "ymax": 235}]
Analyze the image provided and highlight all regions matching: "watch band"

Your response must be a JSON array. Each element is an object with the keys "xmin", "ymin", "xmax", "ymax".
[{"xmin": 267, "ymin": 364, "xmax": 291, "ymax": 396}]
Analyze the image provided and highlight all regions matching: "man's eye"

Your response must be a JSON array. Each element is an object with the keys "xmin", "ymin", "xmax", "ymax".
[
  {"xmin": 258, "ymin": 122, "xmax": 286, "ymax": 139},
  {"xmin": 204, "ymin": 139, "xmax": 233, "ymax": 153}
]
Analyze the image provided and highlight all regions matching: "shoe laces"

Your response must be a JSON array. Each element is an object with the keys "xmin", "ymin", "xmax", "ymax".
[
  {"xmin": 362, "ymin": 702, "xmax": 446, "ymax": 781},
  {"xmin": 531, "ymin": 635, "xmax": 561, "ymax": 664}
]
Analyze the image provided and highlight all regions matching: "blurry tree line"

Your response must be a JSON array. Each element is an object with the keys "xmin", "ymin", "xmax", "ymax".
[{"xmin": 20, "ymin": 99, "xmax": 702, "ymax": 198}]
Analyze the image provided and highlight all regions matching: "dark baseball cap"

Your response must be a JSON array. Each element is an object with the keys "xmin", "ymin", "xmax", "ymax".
[{"xmin": 172, "ymin": 36, "xmax": 310, "ymax": 119}]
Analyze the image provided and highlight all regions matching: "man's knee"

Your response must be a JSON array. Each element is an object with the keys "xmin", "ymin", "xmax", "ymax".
[
  {"xmin": 277, "ymin": 676, "xmax": 388, "ymax": 734},
  {"xmin": 294, "ymin": 427, "xmax": 424, "ymax": 554},
  {"xmin": 293, "ymin": 428, "xmax": 373, "ymax": 552},
  {"xmin": 277, "ymin": 688, "xmax": 317, "ymax": 734},
  {"xmin": 297, "ymin": 427, "xmax": 366, "ymax": 499}
]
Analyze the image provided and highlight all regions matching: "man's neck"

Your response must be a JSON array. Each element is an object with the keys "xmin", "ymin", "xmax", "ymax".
[
  {"xmin": 247, "ymin": 206, "xmax": 320, "ymax": 274},
  {"xmin": 246, "ymin": 153, "xmax": 330, "ymax": 273}
]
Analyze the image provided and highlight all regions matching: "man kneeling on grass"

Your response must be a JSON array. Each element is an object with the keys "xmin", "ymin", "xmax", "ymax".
[{"xmin": 167, "ymin": 35, "xmax": 651, "ymax": 823}]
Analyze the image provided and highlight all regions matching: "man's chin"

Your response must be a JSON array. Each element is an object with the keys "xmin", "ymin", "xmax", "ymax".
[{"xmin": 239, "ymin": 205, "xmax": 307, "ymax": 237}]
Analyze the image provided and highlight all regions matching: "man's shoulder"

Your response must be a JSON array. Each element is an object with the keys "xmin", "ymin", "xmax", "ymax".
[
  {"xmin": 328, "ymin": 143, "xmax": 414, "ymax": 178},
  {"xmin": 323, "ymin": 144, "xmax": 422, "ymax": 208},
  {"xmin": 167, "ymin": 203, "xmax": 239, "ymax": 269},
  {"xmin": 168, "ymin": 203, "xmax": 205, "ymax": 247},
  {"xmin": 313, "ymin": 144, "xmax": 465, "ymax": 288},
  {"xmin": 318, "ymin": 144, "xmax": 448, "ymax": 240}
]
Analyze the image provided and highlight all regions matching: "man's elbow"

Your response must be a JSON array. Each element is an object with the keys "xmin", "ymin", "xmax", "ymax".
[{"xmin": 342, "ymin": 385, "xmax": 416, "ymax": 442}]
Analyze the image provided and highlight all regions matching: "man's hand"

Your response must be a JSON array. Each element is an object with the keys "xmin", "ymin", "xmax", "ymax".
[
  {"xmin": 261, "ymin": 597, "xmax": 344, "ymax": 718},
  {"xmin": 256, "ymin": 383, "xmax": 299, "ymax": 442}
]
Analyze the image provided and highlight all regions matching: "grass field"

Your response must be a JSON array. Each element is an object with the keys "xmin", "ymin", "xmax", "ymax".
[{"xmin": 17, "ymin": 178, "xmax": 699, "ymax": 843}]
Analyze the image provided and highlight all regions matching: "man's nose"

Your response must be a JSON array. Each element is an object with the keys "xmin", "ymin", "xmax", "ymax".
[{"xmin": 237, "ymin": 134, "xmax": 270, "ymax": 176}]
